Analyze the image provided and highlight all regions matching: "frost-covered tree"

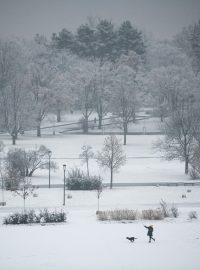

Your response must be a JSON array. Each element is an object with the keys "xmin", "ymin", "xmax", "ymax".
[
  {"xmin": 79, "ymin": 144, "xmax": 94, "ymax": 177},
  {"xmin": 110, "ymin": 52, "xmax": 143, "ymax": 145},
  {"xmin": 97, "ymin": 135, "xmax": 126, "ymax": 189},
  {"xmin": 175, "ymin": 20, "xmax": 200, "ymax": 74},
  {"xmin": 5, "ymin": 145, "xmax": 57, "ymax": 182},
  {"xmin": 92, "ymin": 60, "xmax": 112, "ymax": 129},
  {"xmin": 70, "ymin": 60, "xmax": 97, "ymax": 133},
  {"xmin": 0, "ymin": 39, "xmax": 30, "ymax": 144},
  {"xmin": 28, "ymin": 42, "xmax": 57, "ymax": 136},
  {"xmin": 155, "ymin": 96, "xmax": 199, "ymax": 175},
  {"xmin": 146, "ymin": 40, "xmax": 189, "ymax": 70},
  {"xmin": 13, "ymin": 178, "xmax": 37, "ymax": 212},
  {"xmin": 146, "ymin": 65, "xmax": 197, "ymax": 121},
  {"xmin": 48, "ymin": 52, "xmax": 77, "ymax": 122}
]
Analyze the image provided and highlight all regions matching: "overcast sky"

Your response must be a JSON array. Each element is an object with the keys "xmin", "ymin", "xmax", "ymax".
[{"xmin": 0, "ymin": 0, "xmax": 199, "ymax": 40}]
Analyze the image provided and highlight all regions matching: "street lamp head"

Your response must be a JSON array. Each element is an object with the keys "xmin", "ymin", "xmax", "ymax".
[
  {"xmin": 63, "ymin": 164, "xmax": 66, "ymax": 171},
  {"xmin": 48, "ymin": 150, "xmax": 52, "ymax": 157}
]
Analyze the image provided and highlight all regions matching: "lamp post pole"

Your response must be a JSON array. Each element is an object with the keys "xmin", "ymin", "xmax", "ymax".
[
  {"xmin": 63, "ymin": 164, "xmax": 66, "ymax": 206},
  {"xmin": 48, "ymin": 150, "xmax": 52, "ymax": 188}
]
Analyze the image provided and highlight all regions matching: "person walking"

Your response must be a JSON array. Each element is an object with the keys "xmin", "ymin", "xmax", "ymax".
[{"xmin": 144, "ymin": 225, "xmax": 155, "ymax": 243}]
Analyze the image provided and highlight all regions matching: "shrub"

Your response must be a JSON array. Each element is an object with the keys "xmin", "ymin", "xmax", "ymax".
[
  {"xmin": 3, "ymin": 209, "xmax": 66, "ymax": 225},
  {"xmin": 170, "ymin": 204, "xmax": 179, "ymax": 218},
  {"xmin": 188, "ymin": 211, "xmax": 198, "ymax": 219},
  {"xmin": 141, "ymin": 209, "xmax": 164, "ymax": 220},
  {"xmin": 66, "ymin": 168, "xmax": 102, "ymax": 190},
  {"xmin": 160, "ymin": 199, "xmax": 170, "ymax": 217},
  {"xmin": 97, "ymin": 209, "xmax": 138, "ymax": 221},
  {"xmin": 97, "ymin": 211, "xmax": 109, "ymax": 221},
  {"xmin": 109, "ymin": 209, "xmax": 138, "ymax": 221}
]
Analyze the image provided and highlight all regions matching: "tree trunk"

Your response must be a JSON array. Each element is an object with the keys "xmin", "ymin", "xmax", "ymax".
[
  {"xmin": 57, "ymin": 109, "xmax": 61, "ymax": 122},
  {"xmin": 86, "ymin": 160, "xmax": 89, "ymax": 177},
  {"xmin": 12, "ymin": 134, "xmax": 16, "ymax": 145},
  {"xmin": 23, "ymin": 198, "xmax": 26, "ymax": 213},
  {"xmin": 37, "ymin": 125, "xmax": 41, "ymax": 137},
  {"xmin": 83, "ymin": 116, "xmax": 89, "ymax": 134},
  {"xmin": 97, "ymin": 198, "xmax": 100, "ymax": 212},
  {"xmin": 97, "ymin": 104, "xmax": 103, "ymax": 129},
  {"xmin": 185, "ymin": 156, "xmax": 189, "ymax": 174},
  {"xmin": 184, "ymin": 137, "xmax": 189, "ymax": 174},
  {"xmin": 123, "ymin": 122, "xmax": 127, "ymax": 145},
  {"xmin": 28, "ymin": 170, "xmax": 34, "ymax": 177},
  {"xmin": 98, "ymin": 115, "xmax": 102, "ymax": 129},
  {"xmin": 110, "ymin": 168, "xmax": 113, "ymax": 189}
]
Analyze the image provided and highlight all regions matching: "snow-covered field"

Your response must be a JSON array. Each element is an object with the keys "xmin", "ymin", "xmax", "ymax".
[
  {"xmin": 0, "ymin": 134, "xmax": 191, "ymax": 184},
  {"xmin": 0, "ymin": 133, "xmax": 200, "ymax": 269},
  {"xmin": 0, "ymin": 186, "xmax": 200, "ymax": 270}
]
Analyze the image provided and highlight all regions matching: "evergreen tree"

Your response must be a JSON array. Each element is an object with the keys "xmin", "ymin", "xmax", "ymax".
[
  {"xmin": 75, "ymin": 24, "xmax": 96, "ymax": 58},
  {"xmin": 117, "ymin": 21, "xmax": 145, "ymax": 57},
  {"xmin": 175, "ymin": 20, "xmax": 200, "ymax": 74},
  {"xmin": 96, "ymin": 19, "xmax": 116, "ymax": 62},
  {"xmin": 51, "ymin": 28, "xmax": 74, "ymax": 51}
]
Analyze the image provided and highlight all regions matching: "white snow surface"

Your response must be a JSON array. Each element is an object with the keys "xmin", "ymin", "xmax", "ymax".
[
  {"xmin": 0, "ymin": 186, "xmax": 200, "ymax": 270},
  {"xmin": 0, "ymin": 134, "xmax": 191, "ymax": 184},
  {"xmin": 0, "ymin": 133, "xmax": 200, "ymax": 269}
]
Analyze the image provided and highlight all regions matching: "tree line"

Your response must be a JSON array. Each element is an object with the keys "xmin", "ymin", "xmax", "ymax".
[{"xmin": 0, "ymin": 18, "xmax": 200, "ymax": 177}]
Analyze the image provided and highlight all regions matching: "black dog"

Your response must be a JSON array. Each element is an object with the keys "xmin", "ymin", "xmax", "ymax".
[{"xmin": 126, "ymin": 237, "xmax": 137, "ymax": 242}]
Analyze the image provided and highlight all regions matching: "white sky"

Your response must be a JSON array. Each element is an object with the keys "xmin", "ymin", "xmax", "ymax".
[{"xmin": 0, "ymin": 0, "xmax": 199, "ymax": 40}]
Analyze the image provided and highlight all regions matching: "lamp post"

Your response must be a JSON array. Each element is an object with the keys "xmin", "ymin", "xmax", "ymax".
[
  {"xmin": 63, "ymin": 164, "xmax": 66, "ymax": 206},
  {"xmin": 48, "ymin": 150, "xmax": 52, "ymax": 188}
]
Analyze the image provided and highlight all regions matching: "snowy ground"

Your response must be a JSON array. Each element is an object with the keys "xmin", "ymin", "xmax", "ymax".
[
  {"xmin": 0, "ymin": 134, "xmax": 192, "ymax": 184},
  {"xmin": 0, "ymin": 186, "xmax": 200, "ymax": 270},
  {"xmin": 0, "ymin": 132, "xmax": 200, "ymax": 269}
]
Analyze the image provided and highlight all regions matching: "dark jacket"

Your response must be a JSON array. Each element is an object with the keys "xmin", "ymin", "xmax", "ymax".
[{"xmin": 144, "ymin": 225, "xmax": 153, "ymax": 236}]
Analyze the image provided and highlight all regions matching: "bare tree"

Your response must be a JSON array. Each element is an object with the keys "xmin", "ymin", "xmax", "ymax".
[
  {"xmin": 190, "ymin": 144, "xmax": 200, "ymax": 179},
  {"xmin": 79, "ymin": 144, "xmax": 94, "ymax": 177},
  {"xmin": 155, "ymin": 101, "xmax": 199, "ymax": 174},
  {"xmin": 0, "ymin": 40, "xmax": 29, "ymax": 144},
  {"xmin": 97, "ymin": 135, "xmax": 126, "ymax": 189},
  {"xmin": 110, "ymin": 53, "xmax": 142, "ymax": 145},
  {"xmin": 5, "ymin": 145, "xmax": 57, "ymax": 181},
  {"xmin": 70, "ymin": 60, "xmax": 97, "ymax": 133},
  {"xmin": 93, "ymin": 61, "xmax": 112, "ymax": 129},
  {"xmin": 13, "ymin": 178, "xmax": 38, "ymax": 213}
]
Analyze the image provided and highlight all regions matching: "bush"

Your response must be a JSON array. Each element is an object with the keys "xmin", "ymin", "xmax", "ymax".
[
  {"xmin": 188, "ymin": 211, "xmax": 198, "ymax": 219},
  {"xmin": 160, "ymin": 199, "xmax": 170, "ymax": 217},
  {"xmin": 170, "ymin": 205, "xmax": 179, "ymax": 218},
  {"xmin": 141, "ymin": 209, "xmax": 164, "ymax": 220},
  {"xmin": 66, "ymin": 168, "xmax": 102, "ymax": 190},
  {"xmin": 3, "ymin": 209, "xmax": 66, "ymax": 225},
  {"xmin": 97, "ymin": 209, "xmax": 138, "ymax": 221},
  {"xmin": 97, "ymin": 211, "xmax": 109, "ymax": 221},
  {"xmin": 97, "ymin": 208, "xmax": 164, "ymax": 221}
]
